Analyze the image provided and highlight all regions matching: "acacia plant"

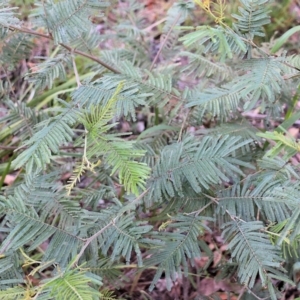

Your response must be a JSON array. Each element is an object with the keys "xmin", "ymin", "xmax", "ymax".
[{"xmin": 1, "ymin": 0, "xmax": 300, "ymax": 299}]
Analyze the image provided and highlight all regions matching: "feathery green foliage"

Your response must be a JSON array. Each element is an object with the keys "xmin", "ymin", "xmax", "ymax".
[{"xmin": 1, "ymin": 0, "xmax": 300, "ymax": 299}]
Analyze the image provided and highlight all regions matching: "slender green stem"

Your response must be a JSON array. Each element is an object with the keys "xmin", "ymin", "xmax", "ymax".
[
  {"xmin": 27, "ymin": 73, "xmax": 93, "ymax": 108},
  {"xmin": 0, "ymin": 155, "xmax": 15, "ymax": 188},
  {"xmin": 36, "ymin": 87, "xmax": 76, "ymax": 110},
  {"xmin": 154, "ymin": 107, "xmax": 160, "ymax": 125},
  {"xmin": 285, "ymin": 84, "xmax": 300, "ymax": 120}
]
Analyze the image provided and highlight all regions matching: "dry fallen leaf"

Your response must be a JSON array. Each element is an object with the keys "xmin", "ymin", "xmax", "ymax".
[
  {"xmin": 198, "ymin": 278, "xmax": 242, "ymax": 296},
  {"xmin": 1, "ymin": 174, "xmax": 17, "ymax": 186},
  {"xmin": 194, "ymin": 256, "xmax": 210, "ymax": 268},
  {"xmin": 213, "ymin": 251, "xmax": 222, "ymax": 268},
  {"xmin": 288, "ymin": 127, "xmax": 299, "ymax": 138}
]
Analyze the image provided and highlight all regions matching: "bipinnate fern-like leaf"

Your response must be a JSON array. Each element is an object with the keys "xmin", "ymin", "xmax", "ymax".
[
  {"xmin": 78, "ymin": 201, "xmax": 160, "ymax": 267},
  {"xmin": 71, "ymin": 29, "xmax": 104, "ymax": 53},
  {"xmin": 263, "ymin": 185, "xmax": 300, "ymax": 245},
  {"xmin": 136, "ymin": 124, "xmax": 179, "ymax": 167},
  {"xmin": 0, "ymin": 3, "xmax": 31, "ymax": 66},
  {"xmin": 233, "ymin": 58, "xmax": 285, "ymax": 111},
  {"xmin": 186, "ymin": 86, "xmax": 242, "ymax": 122},
  {"xmin": 81, "ymin": 81, "xmax": 124, "ymax": 134},
  {"xmin": 25, "ymin": 53, "xmax": 72, "ymax": 90},
  {"xmin": 180, "ymin": 50, "xmax": 230, "ymax": 79},
  {"xmin": 99, "ymin": 289, "xmax": 118, "ymax": 300},
  {"xmin": 0, "ymin": 272, "xmax": 102, "ymax": 300},
  {"xmin": 163, "ymin": 0, "xmax": 194, "ymax": 33},
  {"xmin": 148, "ymin": 135, "xmax": 253, "ymax": 203},
  {"xmin": 96, "ymin": 49, "xmax": 144, "ymax": 73},
  {"xmin": 215, "ymin": 156, "xmax": 299, "ymax": 223},
  {"xmin": 0, "ymin": 32, "xmax": 34, "ymax": 66},
  {"xmin": 0, "ymin": 287, "xmax": 30, "ymax": 299},
  {"xmin": 0, "ymin": 173, "xmax": 156, "ymax": 271},
  {"xmin": 0, "ymin": 194, "xmax": 80, "ymax": 267},
  {"xmin": 0, "ymin": 100, "xmax": 47, "ymax": 142},
  {"xmin": 98, "ymin": 213, "xmax": 154, "ymax": 266},
  {"xmin": 41, "ymin": 268, "xmax": 102, "ymax": 300},
  {"xmin": 15, "ymin": 172, "xmax": 82, "ymax": 229},
  {"xmin": 72, "ymin": 60, "xmax": 180, "ymax": 118},
  {"xmin": 0, "ymin": 0, "xmax": 20, "ymax": 27},
  {"xmin": 196, "ymin": 121, "xmax": 261, "ymax": 143},
  {"xmin": 222, "ymin": 220, "xmax": 292, "ymax": 299},
  {"xmin": 72, "ymin": 73, "xmax": 149, "ymax": 120},
  {"xmin": 145, "ymin": 214, "xmax": 212, "ymax": 291},
  {"xmin": 232, "ymin": 0, "xmax": 271, "ymax": 38},
  {"xmin": 80, "ymin": 185, "xmax": 116, "ymax": 210},
  {"xmin": 0, "ymin": 172, "xmax": 82, "ymax": 267},
  {"xmin": 34, "ymin": 0, "xmax": 109, "ymax": 44},
  {"xmin": 284, "ymin": 54, "xmax": 300, "ymax": 73},
  {"xmin": 0, "ymin": 252, "xmax": 24, "ymax": 288},
  {"xmin": 102, "ymin": 141, "xmax": 150, "ymax": 195},
  {"xmin": 118, "ymin": 60, "xmax": 180, "ymax": 108},
  {"xmin": 12, "ymin": 102, "xmax": 78, "ymax": 173},
  {"xmin": 70, "ymin": 82, "xmax": 151, "ymax": 195},
  {"xmin": 258, "ymin": 129, "xmax": 300, "ymax": 160},
  {"xmin": 216, "ymin": 178, "xmax": 291, "ymax": 223},
  {"xmin": 179, "ymin": 26, "xmax": 247, "ymax": 60},
  {"xmin": 184, "ymin": 56, "xmax": 285, "ymax": 119},
  {"xmin": 85, "ymin": 258, "xmax": 123, "ymax": 282}
]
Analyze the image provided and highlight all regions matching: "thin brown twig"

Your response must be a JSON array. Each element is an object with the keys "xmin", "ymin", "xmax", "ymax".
[
  {"xmin": 71, "ymin": 188, "xmax": 149, "ymax": 267},
  {"xmin": 0, "ymin": 145, "xmax": 83, "ymax": 150},
  {"xmin": 8, "ymin": 25, "xmax": 51, "ymax": 39},
  {"xmin": 5, "ymin": 24, "xmax": 189, "ymax": 106},
  {"xmin": 237, "ymin": 286, "xmax": 246, "ymax": 300},
  {"xmin": 6, "ymin": 25, "xmax": 120, "ymax": 74},
  {"xmin": 185, "ymin": 200, "xmax": 214, "ymax": 216},
  {"xmin": 59, "ymin": 43, "xmax": 121, "ymax": 74},
  {"xmin": 143, "ymin": 17, "xmax": 167, "ymax": 32},
  {"xmin": 150, "ymin": 14, "xmax": 181, "ymax": 71},
  {"xmin": 71, "ymin": 49, "xmax": 82, "ymax": 87},
  {"xmin": 178, "ymin": 109, "xmax": 190, "ymax": 142}
]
